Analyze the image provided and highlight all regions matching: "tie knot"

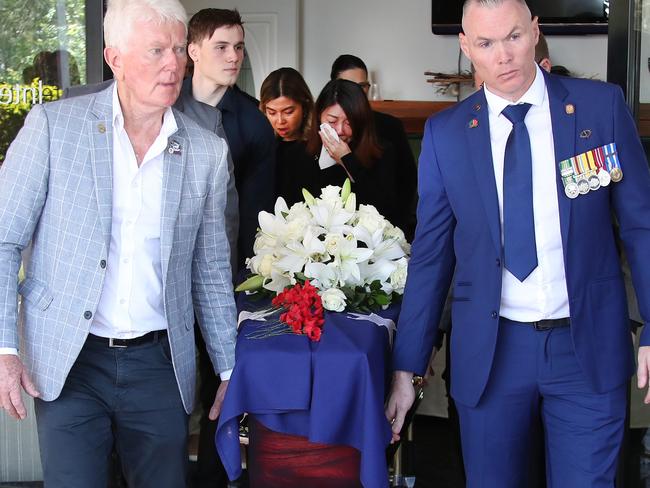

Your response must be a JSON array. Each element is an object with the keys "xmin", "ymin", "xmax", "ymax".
[{"xmin": 502, "ymin": 103, "xmax": 532, "ymax": 124}]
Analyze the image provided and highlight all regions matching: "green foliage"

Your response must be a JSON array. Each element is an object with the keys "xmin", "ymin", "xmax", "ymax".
[
  {"xmin": 0, "ymin": 80, "xmax": 61, "ymax": 164},
  {"xmin": 0, "ymin": 0, "xmax": 83, "ymax": 165},
  {"xmin": 342, "ymin": 280, "xmax": 401, "ymax": 314},
  {"xmin": 0, "ymin": 0, "xmax": 86, "ymax": 85}
]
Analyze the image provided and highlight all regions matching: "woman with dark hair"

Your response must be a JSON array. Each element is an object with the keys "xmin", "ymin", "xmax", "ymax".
[
  {"xmin": 260, "ymin": 67, "xmax": 324, "ymax": 206},
  {"xmin": 306, "ymin": 78, "xmax": 413, "ymax": 234}
]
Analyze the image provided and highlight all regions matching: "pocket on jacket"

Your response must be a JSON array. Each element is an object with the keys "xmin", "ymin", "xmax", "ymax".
[{"xmin": 18, "ymin": 278, "xmax": 54, "ymax": 311}]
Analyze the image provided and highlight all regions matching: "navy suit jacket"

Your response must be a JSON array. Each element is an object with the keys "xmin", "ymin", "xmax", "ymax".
[
  {"xmin": 392, "ymin": 71, "xmax": 650, "ymax": 408},
  {"xmin": 217, "ymin": 87, "xmax": 276, "ymax": 269}
]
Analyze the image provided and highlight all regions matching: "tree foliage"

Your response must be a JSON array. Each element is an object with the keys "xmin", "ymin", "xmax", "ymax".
[
  {"xmin": 0, "ymin": 0, "xmax": 85, "ymax": 163},
  {"xmin": 0, "ymin": 0, "xmax": 86, "ymax": 85}
]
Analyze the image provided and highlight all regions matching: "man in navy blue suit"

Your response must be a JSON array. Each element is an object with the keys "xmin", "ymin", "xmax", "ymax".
[{"xmin": 386, "ymin": 0, "xmax": 650, "ymax": 486}]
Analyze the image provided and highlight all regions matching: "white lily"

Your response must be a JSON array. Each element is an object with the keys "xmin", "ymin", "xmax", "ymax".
[
  {"xmin": 275, "ymin": 226, "xmax": 326, "ymax": 274},
  {"xmin": 358, "ymin": 258, "xmax": 397, "ymax": 285},
  {"xmin": 335, "ymin": 234, "xmax": 373, "ymax": 286},
  {"xmin": 258, "ymin": 210, "xmax": 287, "ymax": 246},
  {"xmin": 262, "ymin": 269, "xmax": 292, "ymax": 293},
  {"xmin": 304, "ymin": 261, "xmax": 340, "ymax": 290},
  {"xmin": 310, "ymin": 199, "xmax": 355, "ymax": 232},
  {"xmin": 353, "ymin": 226, "xmax": 406, "ymax": 262}
]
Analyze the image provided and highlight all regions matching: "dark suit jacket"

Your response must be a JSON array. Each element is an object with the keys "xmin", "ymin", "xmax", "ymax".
[
  {"xmin": 216, "ymin": 86, "xmax": 276, "ymax": 269},
  {"xmin": 393, "ymin": 71, "xmax": 650, "ymax": 407}
]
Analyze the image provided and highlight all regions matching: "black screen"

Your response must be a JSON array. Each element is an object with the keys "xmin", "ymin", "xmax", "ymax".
[{"xmin": 432, "ymin": 0, "xmax": 609, "ymax": 35}]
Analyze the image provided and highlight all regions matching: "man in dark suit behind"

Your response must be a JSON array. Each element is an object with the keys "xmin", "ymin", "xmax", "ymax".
[
  {"xmin": 386, "ymin": 0, "xmax": 650, "ymax": 486},
  {"xmin": 179, "ymin": 8, "xmax": 276, "ymax": 488}
]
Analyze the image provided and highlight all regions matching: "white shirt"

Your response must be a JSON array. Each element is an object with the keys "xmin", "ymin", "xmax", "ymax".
[
  {"xmin": 484, "ymin": 65, "xmax": 570, "ymax": 321},
  {"xmin": 89, "ymin": 85, "xmax": 175, "ymax": 339}
]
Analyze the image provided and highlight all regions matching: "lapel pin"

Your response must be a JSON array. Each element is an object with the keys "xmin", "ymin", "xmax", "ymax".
[
  {"xmin": 98, "ymin": 123, "xmax": 106, "ymax": 134},
  {"xmin": 579, "ymin": 129, "xmax": 592, "ymax": 139},
  {"xmin": 167, "ymin": 140, "xmax": 182, "ymax": 155},
  {"xmin": 565, "ymin": 103, "xmax": 575, "ymax": 115},
  {"xmin": 473, "ymin": 103, "xmax": 481, "ymax": 111},
  {"xmin": 468, "ymin": 119, "xmax": 479, "ymax": 129}
]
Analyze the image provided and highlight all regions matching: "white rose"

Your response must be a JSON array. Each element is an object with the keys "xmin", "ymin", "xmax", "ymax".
[
  {"xmin": 384, "ymin": 225, "xmax": 411, "ymax": 254},
  {"xmin": 389, "ymin": 258, "xmax": 409, "ymax": 294},
  {"xmin": 287, "ymin": 202, "xmax": 312, "ymax": 222},
  {"xmin": 356, "ymin": 204, "xmax": 387, "ymax": 235},
  {"xmin": 319, "ymin": 288, "xmax": 347, "ymax": 312},
  {"xmin": 319, "ymin": 185, "xmax": 343, "ymax": 208},
  {"xmin": 248, "ymin": 253, "xmax": 277, "ymax": 278},
  {"xmin": 253, "ymin": 233, "xmax": 277, "ymax": 253},
  {"xmin": 286, "ymin": 219, "xmax": 308, "ymax": 241}
]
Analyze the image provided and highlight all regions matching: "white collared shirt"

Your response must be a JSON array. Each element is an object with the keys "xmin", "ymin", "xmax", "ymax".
[
  {"xmin": 89, "ymin": 85, "xmax": 177, "ymax": 338},
  {"xmin": 483, "ymin": 64, "xmax": 570, "ymax": 321}
]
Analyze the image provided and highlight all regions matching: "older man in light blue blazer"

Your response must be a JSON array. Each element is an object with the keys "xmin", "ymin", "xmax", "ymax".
[{"xmin": 0, "ymin": 0, "xmax": 236, "ymax": 486}]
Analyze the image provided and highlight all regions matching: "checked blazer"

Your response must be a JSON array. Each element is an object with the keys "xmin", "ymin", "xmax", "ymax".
[{"xmin": 0, "ymin": 83, "xmax": 237, "ymax": 413}]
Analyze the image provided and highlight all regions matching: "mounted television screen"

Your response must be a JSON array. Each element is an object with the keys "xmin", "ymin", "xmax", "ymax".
[{"xmin": 432, "ymin": 0, "xmax": 609, "ymax": 35}]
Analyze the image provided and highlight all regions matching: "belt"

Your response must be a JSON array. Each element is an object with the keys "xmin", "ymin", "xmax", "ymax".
[
  {"xmin": 88, "ymin": 330, "xmax": 167, "ymax": 348},
  {"xmin": 503, "ymin": 317, "xmax": 570, "ymax": 331}
]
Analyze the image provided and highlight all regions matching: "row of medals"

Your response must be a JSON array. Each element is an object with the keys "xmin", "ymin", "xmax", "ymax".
[{"xmin": 561, "ymin": 162, "xmax": 622, "ymax": 199}]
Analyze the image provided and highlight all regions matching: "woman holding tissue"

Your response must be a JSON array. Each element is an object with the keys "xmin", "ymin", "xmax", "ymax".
[
  {"xmin": 306, "ymin": 79, "xmax": 413, "ymax": 234},
  {"xmin": 260, "ymin": 68, "xmax": 326, "ymax": 206}
]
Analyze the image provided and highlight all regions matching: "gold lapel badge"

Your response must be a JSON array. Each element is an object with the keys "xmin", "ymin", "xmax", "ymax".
[{"xmin": 565, "ymin": 104, "xmax": 575, "ymax": 115}]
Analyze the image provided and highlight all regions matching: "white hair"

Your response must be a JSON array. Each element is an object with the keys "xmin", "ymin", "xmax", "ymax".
[{"xmin": 104, "ymin": 0, "xmax": 188, "ymax": 51}]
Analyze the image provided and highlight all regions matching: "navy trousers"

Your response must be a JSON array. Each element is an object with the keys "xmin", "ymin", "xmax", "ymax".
[
  {"xmin": 455, "ymin": 319, "xmax": 626, "ymax": 488},
  {"xmin": 35, "ymin": 334, "xmax": 189, "ymax": 488}
]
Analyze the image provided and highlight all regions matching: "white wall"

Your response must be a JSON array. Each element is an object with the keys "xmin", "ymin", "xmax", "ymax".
[{"xmin": 300, "ymin": 0, "xmax": 608, "ymax": 101}]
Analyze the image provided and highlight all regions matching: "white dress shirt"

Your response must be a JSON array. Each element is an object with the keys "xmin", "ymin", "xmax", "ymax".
[
  {"xmin": 89, "ymin": 85, "xmax": 175, "ymax": 339},
  {"xmin": 484, "ymin": 65, "xmax": 570, "ymax": 321}
]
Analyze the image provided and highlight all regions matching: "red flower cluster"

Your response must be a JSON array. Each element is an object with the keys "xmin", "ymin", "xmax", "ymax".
[{"xmin": 272, "ymin": 281, "xmax": 325, "ymax": 341}]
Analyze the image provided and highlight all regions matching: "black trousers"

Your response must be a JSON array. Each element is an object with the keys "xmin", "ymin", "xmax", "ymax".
[{"xmin": 35, "ymin": 334, "xmax": 188, "ymax": 488}]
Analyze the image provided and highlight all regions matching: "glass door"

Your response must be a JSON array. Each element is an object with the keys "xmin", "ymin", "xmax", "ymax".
[{"xmin": 0, "ymin": 0, "xmax": 88, "ymax": 165}]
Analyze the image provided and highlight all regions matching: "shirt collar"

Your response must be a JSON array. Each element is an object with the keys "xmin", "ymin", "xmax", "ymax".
[
  {"xmin": 111, "ymin": 83, "xmax": 178, "ymax": 139},
  {"xmin": 484, "ymin": 63, "xmax": 546, "ymax": 118}
]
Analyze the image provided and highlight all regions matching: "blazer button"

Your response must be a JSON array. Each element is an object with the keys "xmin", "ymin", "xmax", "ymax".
[
  {"xmin": 84, "ymin": 311, "xmax": 93, "ymax": 320},
  {"xmin": 100, "ymin": 259, "xmax": 107, "ymax": 269},
  {"xmin": 491, "ymin": 311, "xmax": 498, "ymax": 319},
  {"xmin": 496, "ymin": 258, "xmax": 501, "ymax": 267}
]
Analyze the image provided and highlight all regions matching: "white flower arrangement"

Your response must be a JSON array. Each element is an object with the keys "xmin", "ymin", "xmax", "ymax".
[{"xmin": 236, "ymin": 180, "xmax": 411, "ymax": 312}]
